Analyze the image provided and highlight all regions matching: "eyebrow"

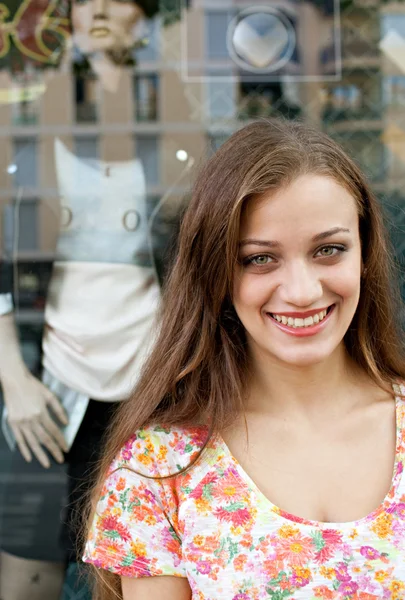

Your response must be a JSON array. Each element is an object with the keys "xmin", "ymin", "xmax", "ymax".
[{"xmin": 239, "ymin": 227, "xmax": 351, "ymax": 248}]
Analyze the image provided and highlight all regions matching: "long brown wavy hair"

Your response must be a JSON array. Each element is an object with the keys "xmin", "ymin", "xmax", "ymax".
[{"xmin": 85, "ymin": 118, "xmax": 405, "ymax": 599}]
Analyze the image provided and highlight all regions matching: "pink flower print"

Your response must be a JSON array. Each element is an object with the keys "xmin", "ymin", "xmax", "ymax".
[
  {"xmin": 214, "ymin": 506, "xmax": 251, "ymax": 527},
  {"xmin": 232, "ymin": 595, "xmax": 249, "ymax": 600},
  {"xmin": 212, "ymin": 469, "xmax": 245, "ymax": 503},
  {"xmin": 338, "ymin": 580, "xmax": 359, "ymax": 595},
  {"xmin": 315, "ymin": 530, "xmax": 342, "ymax": 564},
  {"xmin": 291, "ymin": 566, "xmax": 311, "ymax": 588},
  {"xmin": 121, "ymin": 437, "xmax": 135, "ymax": 461},
  {"xmin": 119, "ymin": 556, "xmax": 152, "ymax": 577},
  {"xmin": 144, "ymin": 489, "xmax": 157, "ymax": 505},
  {"xmin": 360, "ymin": 546, "xmax": 380, "ymax": 560},
  {"xmin": 175, "ymin": 440, "xmax": 186, "ymax": 453},
  {"xmin": 335, "ymin": 562, "xmax": 351, "ymax": 582},
  {"xmin": 392, "ymin": 517, "xmax": 405, "ymax": 543},
  {"xmin": 322, "ymin": 529, "xmax": 343, "ymax": 546},
  {"xmin": 388, "ymin": 502, "xmax": 405, "ymax": 519},
  {"xmin": 276, "ymin": 534, "xmax": 315, "ymax": 567},
  {"xmin": 101, "ymin": 515, "xmax": 132, "ymax": 543},
  {"xmin": 189, "ymin": 427, "xmax": 209, "ymax": 448},
  {"xmin": 196, "ymin": 561, "xmax": 212, "ymax": 575},
  {"xmin": 190, "ymin": 472, "xmax": 218, "ymax": 500},
  {"xmin": 342, "ymin": 542, "xmax": 354, "ymax": 559},
  {"xmin": 357, "ymin": 574, "xmax": 379, "ymax": 594}
]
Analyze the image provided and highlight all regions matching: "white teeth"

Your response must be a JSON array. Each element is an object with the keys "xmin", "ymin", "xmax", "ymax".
[{"xmin": 270, "ymin": 307, "xmax": 330, "ymax": 328}]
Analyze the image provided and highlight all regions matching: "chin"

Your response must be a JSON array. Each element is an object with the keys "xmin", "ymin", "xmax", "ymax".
[{"xmin": 267, "ymin": 344, "xmax": 340, "ymax": 369}]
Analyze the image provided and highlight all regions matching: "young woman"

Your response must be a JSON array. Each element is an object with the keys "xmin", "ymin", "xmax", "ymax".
[{"xmin": 83, "ymin": 119, "xmax": 405, "ymax": 600}]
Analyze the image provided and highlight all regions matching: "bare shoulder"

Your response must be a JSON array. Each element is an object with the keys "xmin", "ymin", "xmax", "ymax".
[{"xmin": 121, "ymin": 575, "xmax": 192, "ymax": 599}]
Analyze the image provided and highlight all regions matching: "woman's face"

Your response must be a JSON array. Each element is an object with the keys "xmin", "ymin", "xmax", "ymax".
[{"xmin": 233, "ymin": 174, "xmax": 363, "ymax": 369}]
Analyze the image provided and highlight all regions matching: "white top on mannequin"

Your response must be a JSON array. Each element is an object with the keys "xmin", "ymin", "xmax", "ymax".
[
  {"xmin": 43, "ymin": 139, "xmax": 160, "ymax": 400},
  {"xmin": 1, "ymin": 139, "xmax": 161, "ymax": 454}
]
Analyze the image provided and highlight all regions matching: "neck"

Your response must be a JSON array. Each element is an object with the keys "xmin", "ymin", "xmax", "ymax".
[{"xmin": 246, "ymin": 343, "xmax": 368, "ymax": 422}]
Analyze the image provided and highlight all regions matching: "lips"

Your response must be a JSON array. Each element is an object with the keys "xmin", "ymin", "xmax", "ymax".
[{"xmin": 266, "ymin": 304, "xmax": 335, "ymax": 337}]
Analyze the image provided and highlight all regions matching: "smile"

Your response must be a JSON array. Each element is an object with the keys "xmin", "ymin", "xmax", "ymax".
[
  {"xmin": 266, "ymin": 305, "xmax": 335, "ymax": 337},
  {"xmin": 269, "ymin": 306, "xmax": 333, "ymax": 328}
]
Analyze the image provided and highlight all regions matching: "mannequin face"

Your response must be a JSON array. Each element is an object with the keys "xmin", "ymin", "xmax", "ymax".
[{"xmin": 72, "ymin": 0, "xmax": 144, "ymax": 54}]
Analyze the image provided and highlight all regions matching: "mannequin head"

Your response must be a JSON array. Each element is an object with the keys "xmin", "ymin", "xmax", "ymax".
[{"xmin": 72, "ymin": 0, "xmax": 158, "ymax": 59}]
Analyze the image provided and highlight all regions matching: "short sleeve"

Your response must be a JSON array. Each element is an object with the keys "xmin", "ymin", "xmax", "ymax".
[{"xmin": 83, "ymin": 433, "xmax": 187, "ymax": 579}]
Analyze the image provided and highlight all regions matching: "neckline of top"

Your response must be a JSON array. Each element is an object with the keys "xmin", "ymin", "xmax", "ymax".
[{"xmin": 209, "ymin": 385, "xmax": 405, "ymax": 530}]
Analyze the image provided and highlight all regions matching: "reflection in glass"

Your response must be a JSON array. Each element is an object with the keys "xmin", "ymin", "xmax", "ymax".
[
  {"xmin": 135, "ymin": 17, "xmax": 160, "ymax": 62},
  {"xmin": 206, "ymin": 11, "xmax": 232, "ymax": 60},
  {"xmin": 333, "ymin": 132, "xmax": 386, "ymax": 184},
  {"xmin": 3, "ymin": 199, "xmax": 39, "ymax": 255},
  {"xmin": 239, "ymin": 81, "xmax": 301, "ymax": 120},
  {"xmin": 384, "ymin": 76, "xmax": 405, "ymax": 108},
  {"xmin": 207, "ymin": 78, "xmax": 237, "ymax": 120},
  {"xmin": 12, "ymin": 138, "xmax": 38, "ymax": 188},
  {"xmin": 135, "ymin": 135, "xmax": 160, "ymax": 185},
  {"xmin": 322, "ymin": 74, "xmax": 382, "ymax": 122},
  {"xmin": 74, "ymin": 136, "xmax": 100, "ymax": 160},
  {"xmin": 11, "ymin": 73, "xmax": 40, "ymax": 126},
  {"xmin": 134, "ymin": 74, "xmax": 159, "ymax": 121},
  {"xmin": 75, "ymin": 75, "xmax": 99, "ymax": 123}
]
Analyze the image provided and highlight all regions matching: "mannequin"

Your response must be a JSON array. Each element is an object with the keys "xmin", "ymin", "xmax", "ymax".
[
  {"xmin": 0, "ymin": 139, "xmax": 187, "ymax": 600},
  {"xmin": 71, "ymin": 0, "xmax": 159, "ymax": 90}
]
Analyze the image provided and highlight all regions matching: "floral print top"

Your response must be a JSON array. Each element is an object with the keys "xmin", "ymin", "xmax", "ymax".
[{"xmin": 84, "ymin": 386, "xmax": 405, "ymax": 599}]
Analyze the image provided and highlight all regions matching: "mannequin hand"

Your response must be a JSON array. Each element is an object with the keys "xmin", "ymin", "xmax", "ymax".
[{"xmin": 2, "ymin": 368, "xmax": 69, "ymax": 468}]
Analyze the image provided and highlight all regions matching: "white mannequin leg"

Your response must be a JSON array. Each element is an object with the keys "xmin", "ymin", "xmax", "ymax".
[{"xmin": 0, "ymin": 551, "xmax": 65, "ymax": 600}]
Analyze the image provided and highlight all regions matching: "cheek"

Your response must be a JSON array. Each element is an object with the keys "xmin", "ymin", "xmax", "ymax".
[
  {"xmin": 72, "ymin": 7, "xmax": 92, "ymax": 31},
  {"xmin": 326, "ymin": 267, "xmax": 361, "ymax": 303},
  {"xmin": 233, "ymin": 273, "xmax": 273, "ymax": 312}
]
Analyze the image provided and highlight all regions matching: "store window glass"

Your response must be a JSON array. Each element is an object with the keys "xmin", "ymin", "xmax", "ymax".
[
  {"xmin": 74, "ymin": 75, "xmax": 99, "ymax": 123},
  {"xmin": 135, "ymin": 135, "xmax": 160, "ymax": 186},
  {"xmin": 384, "ymin": 76, "xmax": 405, "ymax": 107},
  {"xmin": 134, "ymin": 74, "xmax": 159, "ymax": 121},
  {"xmin": 135, "ymin": 17, "xmax": 161, "ymax": 62},
  {"xmin": 3, "ymin": 2, "xmax": 405, "ymax": 599},
  {"xmin": 3, "ymin": 198, "xmax": 39, "ymax": 254},
  {"xmin": 207, "ymin": 78, "xmax": 237, "ymax": 119},
  {"xmin": 74, "ymin": 136, "xmax": 100, "ymax": 160},
  {"xmin": 12, "ymin": 139, "xmax": 38, "ymax": 188},
  {"xmin": 11, "ymin": 73, "xmax": 40, "ymax": 126},
  {"xmin": 206, "ymin": 11, "xmax": 232, "ymax": 60}
]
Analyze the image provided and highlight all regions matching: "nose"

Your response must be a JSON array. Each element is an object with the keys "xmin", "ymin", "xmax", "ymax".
[
  {"xmin": 278, "ymin": 263, "xmax": 323, "ymax": 308},
  {"xmin": 92, "ymin": 0, "xmax": 108, "ymax": 17}
]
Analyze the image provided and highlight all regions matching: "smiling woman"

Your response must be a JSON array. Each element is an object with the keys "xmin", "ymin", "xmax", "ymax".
[
  {"xmin": 83, "ymin": 119, "xmax": 405, "ymax": 600},
  {"xmin": 234, "ymin": 175, "xmax": 363, "ymax": 364}
]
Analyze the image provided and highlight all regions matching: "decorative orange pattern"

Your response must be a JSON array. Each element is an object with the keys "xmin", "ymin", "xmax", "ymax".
[{"xmin": 84, "ymin": 390, "xmax": 405, "ymax": 599}]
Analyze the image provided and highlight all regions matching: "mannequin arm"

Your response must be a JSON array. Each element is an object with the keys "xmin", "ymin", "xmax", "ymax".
[{"xmin": 0, "ymin": 312, "xmax": 69, "ymax": 468}]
